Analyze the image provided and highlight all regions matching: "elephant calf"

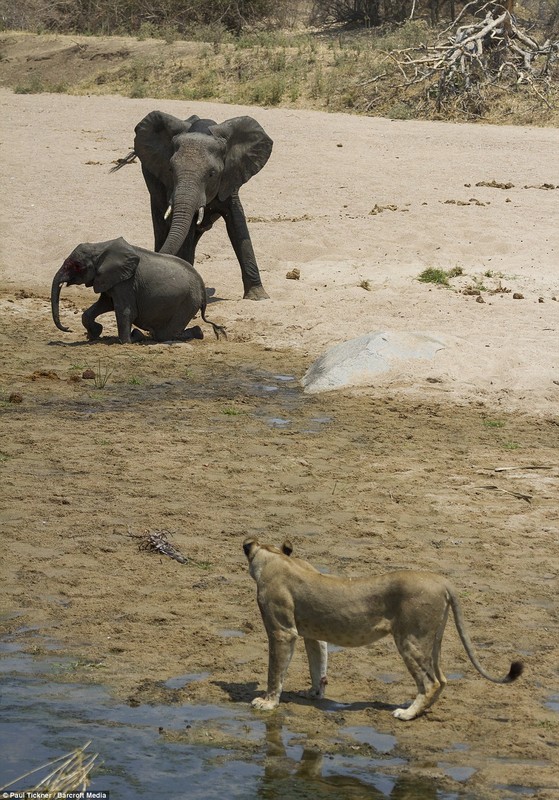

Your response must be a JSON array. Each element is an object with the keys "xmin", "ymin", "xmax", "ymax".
[{"xmin": 51, "ymin": 237, "xmax": 226, "ymax": 344}]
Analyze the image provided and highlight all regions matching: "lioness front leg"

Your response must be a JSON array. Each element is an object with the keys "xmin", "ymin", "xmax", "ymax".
[
  {"xmin": 304, "ymin": 638, "xmax": 328, "ymax": 699},
  {"xmin": 252, "ymin": 629, "xmax": 297, "ymax": 710}
]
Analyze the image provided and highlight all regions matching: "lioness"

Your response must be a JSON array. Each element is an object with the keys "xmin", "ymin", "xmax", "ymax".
[{"xmin": 243, "ymin": 538, "xmax": 523, "ymax": 720}]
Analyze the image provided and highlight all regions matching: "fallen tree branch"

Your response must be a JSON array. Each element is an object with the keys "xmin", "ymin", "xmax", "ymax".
[{"xmin": 365, "ymin": 5, "xmax": 558, "ymax": 117}]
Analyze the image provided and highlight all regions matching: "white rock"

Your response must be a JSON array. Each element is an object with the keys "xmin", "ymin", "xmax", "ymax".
[{"xmin": 302, "ymin": 331, "xmax": 447, "ymax": 393}]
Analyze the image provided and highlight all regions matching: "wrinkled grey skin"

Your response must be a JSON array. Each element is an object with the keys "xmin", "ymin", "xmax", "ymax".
[
  {"xmin": 51, "ymin": 237, "xmax": 226, "ymax": 344},
  {"xmin": 112, "ymin": 111, "xmax": 273, "ymax": 300}
]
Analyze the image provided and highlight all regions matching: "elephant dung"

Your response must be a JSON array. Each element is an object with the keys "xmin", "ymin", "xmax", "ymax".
[{"xmin": 301, "ymin": 331, "xmax": 447, "ymax": 394}]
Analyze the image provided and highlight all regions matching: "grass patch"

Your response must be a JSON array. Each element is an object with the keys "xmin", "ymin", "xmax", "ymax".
[
  {"xmin": 483, "ymin": 419, "xmax": 506, "ymax": 428},
  {"xmin": 417, "ymin": 266, "xmax": 463, "ymax": 286},
  {"xmin": 4, "ymin": 24, "xmax": 559, "ymax": 125},
  {"xmin": 93, "ymin": 360, "xmax": 113, "ymax": 389},
  {"xmin": 14, "ymin": 76, "xmax": 68, "ymax": 93}
]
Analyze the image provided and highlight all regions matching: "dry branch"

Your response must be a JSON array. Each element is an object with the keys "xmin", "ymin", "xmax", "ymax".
[{"xmin": 364, "ymin": 5, "xmax": 558, "ymax": 116}]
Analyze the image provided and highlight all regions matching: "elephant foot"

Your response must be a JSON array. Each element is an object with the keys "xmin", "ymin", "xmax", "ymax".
[
  {"xmin": 175, "ymin": 325, "xmax": 203, "ymax": 341},
  {"xmin": 130, "ymin": 328, "xmax": 146, "ymax": 343},
  {"xmin": 84, "ymin": 321, "xmax": 103, "ymax": 340},
  {"xmin": 157, "ymin": 326, "xmax": 204, "ymax": 343},
  {"xmin": 244, "ymin": 285, "xmax": 269, "ymax": 301}
]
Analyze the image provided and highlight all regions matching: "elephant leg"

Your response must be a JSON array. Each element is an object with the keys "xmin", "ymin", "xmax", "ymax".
[
  {"xmin": 179, "ymin": 209, "xmax": 221, "ymax": 264},
  {"xmin": 223, "ymin": 193, "xmax": 269, "ymax": 300},
  {"xmin": 82, "ymin": 294, "xmax": 114, "ymax": 340},
  {"xmin": 113, "ymin": 302, "xmax": 134, "ymax": 344},
  {"xmin": 130, "ymin": 328, "xmax": 146, "ymax": 343}
]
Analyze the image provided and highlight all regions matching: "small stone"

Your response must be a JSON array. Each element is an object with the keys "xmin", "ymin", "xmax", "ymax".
[
  {"xmin": 286, "ymin": 269, "xmax": 300, "ymax": 281},
  {"xmin": 82, "ymin": 369, "xmax": 95, "ymax": 379},
  {"xmin": 476, "ymin": 295, "xmax": 485, "ymax": 303},
  {"xmin": 513, "ymin": 293, "xmax": 524, "ymax": 300},
  {"xmin": 9, "ymin": 393, "xmax": 23, "ymax": 403},
  {"xmin": 538, "ymin": 297, "xmax": 544, "ymax": 303}
]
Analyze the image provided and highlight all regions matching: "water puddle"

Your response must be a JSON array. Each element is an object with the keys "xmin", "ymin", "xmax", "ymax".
[
  {"xmin": 439, "ymin": 764, "xmax": 477, "ymax": 783},
  {"xmin": 267, "ymin": 417, "xmax": 291, "ymax": 428},
  {"xmin": 164, "ymin": 673, "xmax": 210, "ymax": 690},
  {"xmin": 344, "ymin": 726, "xmax": 399, "ymax": 756},
  {"xmin": 376, "ymin": 672, "xmax": 403, "ymax": 684},
  {"xmin": 0, "ymin": 643, "xmax": 476, "ymax": 799},
  {"xmin": 29, "ymin": 367, "xmax": 303, "ymax": 417},
  {"xmin": 22, "ymin": 366, "xmax": 339, "ymax": 440}
]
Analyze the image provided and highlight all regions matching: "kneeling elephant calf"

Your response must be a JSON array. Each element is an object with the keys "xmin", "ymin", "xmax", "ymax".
[
  {"xmin": 51, "ymin": 236, "xmax": 226, "ymax": 343},
  {"xmin": 243, "ymin": 538, "xmax": 523, "ymax": 721}
]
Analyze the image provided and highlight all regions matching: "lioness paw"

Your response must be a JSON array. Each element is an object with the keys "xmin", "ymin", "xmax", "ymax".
[
  {"xmin": 393, "ymin": 706, "xmax": 417, "ymax": 721},
  {"xmin": 251, "ymin": 695, "xmax": 279, "ymax": 711}
]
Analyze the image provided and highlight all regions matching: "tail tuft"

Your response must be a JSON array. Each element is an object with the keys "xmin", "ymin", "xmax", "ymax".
[
  {"xmin": 109, "ymin": 151, "xmax": 137, "ymax": 173},
  {"xmin": 201, "ymin": 306, "xmax": 227, "ymax": 340},
  {"xmin": 211, "ymin": 323, "xmax": 227, "ymax": 341},
  {"xmin": 507, "ymin": 660, "xmax": 524, "ymax": 682}
]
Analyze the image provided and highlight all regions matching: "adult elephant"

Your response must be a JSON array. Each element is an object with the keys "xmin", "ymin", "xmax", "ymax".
[
  {"xmin": 112, "ymin": 111, "xmax": 273, "ymax": 300},
  {"xmin": 51, "ymin": 237, "xmax": 226, "ymax": 343}
]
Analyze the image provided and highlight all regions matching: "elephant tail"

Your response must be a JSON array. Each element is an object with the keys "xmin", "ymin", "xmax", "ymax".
[
  {"xmin": 109, "ymin": 151, "xmax": 137, "ymax": 173},
  {"xmin": 201, "ymin": 304, "xmax": 227, "ymax": 341}
]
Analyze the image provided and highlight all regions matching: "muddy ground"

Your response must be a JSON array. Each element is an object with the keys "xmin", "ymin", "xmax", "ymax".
[
  {"xmin": 1, "ymin": 36, "xmax": 558, "ymax": 797},
  {"xmin": 1, "ymin": 298, "xmax": 558, "ymax": 798}
]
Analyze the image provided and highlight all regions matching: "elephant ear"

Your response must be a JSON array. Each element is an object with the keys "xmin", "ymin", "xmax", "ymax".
[
  {"xmin": 208, "ymin": 116, "xmax": 273, "ymax": 201},
  {"xmin": 134, "ymin": 111, "xmax": 199, "ymax": 185},
  {"xmin": 93, "ymin": 238, "xmax": 139, "ymax": 294}
]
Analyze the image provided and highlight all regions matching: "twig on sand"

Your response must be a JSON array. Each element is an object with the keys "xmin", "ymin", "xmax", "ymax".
[
  {"xmin": 129, "ymin": 529, "xmax": 189, "ymax": 564},
  {"xmin": 473, "ymin": 484, "xmax": 533, "ymax": 502}
]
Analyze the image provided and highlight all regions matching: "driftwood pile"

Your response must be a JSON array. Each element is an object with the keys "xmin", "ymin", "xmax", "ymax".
[{"xmin": 365, "ymin": 3, "xmax": 559, "ymax": 115}]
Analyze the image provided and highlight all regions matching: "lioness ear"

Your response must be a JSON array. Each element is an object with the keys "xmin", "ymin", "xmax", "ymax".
[
  {"xmin": 243, "ymin": 537, "xmax": 259, "ymax": 560},
  {"xmin": 281, "ymin": 540, "xmax": 293, "ymax": 557}
]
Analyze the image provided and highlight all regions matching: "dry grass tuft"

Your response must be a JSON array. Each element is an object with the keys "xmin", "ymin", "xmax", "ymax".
[{"xmin": 0, "ymin": 743, "xmax": 98, "ymax": 797}]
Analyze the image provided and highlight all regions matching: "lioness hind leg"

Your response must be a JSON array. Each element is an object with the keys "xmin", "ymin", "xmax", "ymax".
[
  {"xmin": 252, "ymin": 630, "xmax": 297, "ymax": 711},
  {"xmin": 392, "ymin": 633, "xmax": 442, "ymax": 721},
  {"xmin": 392, "ymin": 603, "xmax": 450, "ymax": 721},
  {"xmin": 304, "ymin": 639, "xmax": 328, "ymax": 699}
]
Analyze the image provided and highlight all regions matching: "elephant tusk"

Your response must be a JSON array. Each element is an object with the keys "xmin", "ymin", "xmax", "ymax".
[
  {"xmin": 197, "ymin": 207, "xmax": 205, "ymax": 226},
  {"xmin": 164, "ymin": 203, "xmax": 173, "ymax": 221}
]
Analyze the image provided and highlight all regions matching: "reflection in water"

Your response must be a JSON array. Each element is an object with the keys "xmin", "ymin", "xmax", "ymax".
[
  {"xmin": 1, "ymin": 644, "xmax": 471, "ymax": 800},
  {"xmin": 258, "ymin": 716, "xmax": 456, "ymax": 800}
]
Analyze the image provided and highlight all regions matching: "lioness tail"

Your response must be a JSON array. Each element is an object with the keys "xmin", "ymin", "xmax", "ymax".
[{"xmin": 448, "ymin": 588, "xmax": 523, "ymax": 684}]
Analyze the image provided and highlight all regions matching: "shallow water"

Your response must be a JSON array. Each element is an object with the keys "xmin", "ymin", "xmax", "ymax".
[{"xmin": 0, "ymin": 642, "xmax": 471, "ymax": 800}]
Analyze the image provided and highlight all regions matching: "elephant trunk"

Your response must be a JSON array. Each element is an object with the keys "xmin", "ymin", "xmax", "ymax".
[
  {"xmin": 159, "ymin": 178, "xmax": 206, "ymax": 256},
  {"xmin": 51, "ymin": 265, "xmax": 72, "ymax": 332}
]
